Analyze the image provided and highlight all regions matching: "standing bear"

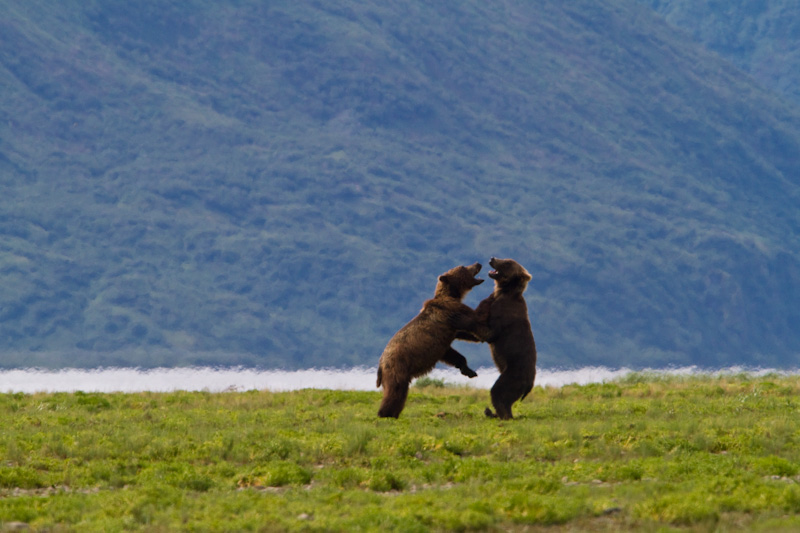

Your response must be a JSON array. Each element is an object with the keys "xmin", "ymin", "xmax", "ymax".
[
  {"xmin": 459, "ymin": 257, "xmax": 536, "ymax": 419},
  {"xmin": 376, "ymin": 263, "xmax": 488, "ymax": 418}
]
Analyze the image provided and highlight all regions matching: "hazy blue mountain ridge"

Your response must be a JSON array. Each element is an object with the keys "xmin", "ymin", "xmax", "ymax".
[
  {"xmin": 1, "ymin": 0, "xmax": 799, "ymax": 370},
  {"xmin": 642, "ymin": 0, "xmax": 800, "ymax": 105}
]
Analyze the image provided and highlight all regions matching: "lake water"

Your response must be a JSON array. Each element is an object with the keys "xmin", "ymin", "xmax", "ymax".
[{"xmin": 0, "ymin": 366, "xmax": 791, "ymax": 393}]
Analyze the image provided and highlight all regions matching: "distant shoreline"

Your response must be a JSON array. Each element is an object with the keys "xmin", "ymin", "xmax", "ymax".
[{"xmin": 1, "ymin": 366, "xmax": 795, "ymax": 394}]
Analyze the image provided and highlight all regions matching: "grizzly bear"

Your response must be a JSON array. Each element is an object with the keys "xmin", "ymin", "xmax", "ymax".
[
  {"xmin": 376, "ymin": 263, "xmax": 488, "ymax": 418},
  {"xmin": 458, "ymin": 257, "xmax": 536, "ymax": 419}
]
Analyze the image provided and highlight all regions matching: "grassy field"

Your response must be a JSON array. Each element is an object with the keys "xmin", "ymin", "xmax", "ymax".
[{"xmin": 2, "ymin": 373, "xmax": 800, "ymax": 531}]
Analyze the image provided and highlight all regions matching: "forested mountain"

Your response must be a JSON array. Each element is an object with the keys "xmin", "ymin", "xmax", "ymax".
[
  {"xmin": 1, "ymin": 0, "xmax": 799, "ymax": 370},
  {"xmin": 642, "ymin": 0, "xmax": 800, "ymax": 105}
]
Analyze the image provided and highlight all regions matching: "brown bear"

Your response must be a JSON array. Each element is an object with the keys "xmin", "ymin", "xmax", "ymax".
[
  {"xmin": 458, "ymin": 257, "xmax": 536, "ymax": 419},
  {"xmin": 376, "ymin": 263, "xmax": 488, "ymax": 418}
]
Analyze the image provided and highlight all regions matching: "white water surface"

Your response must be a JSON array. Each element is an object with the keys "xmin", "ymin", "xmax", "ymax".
[{"xmin": 0, "ymin": 366, "xmax": 793, "ymax": 394}]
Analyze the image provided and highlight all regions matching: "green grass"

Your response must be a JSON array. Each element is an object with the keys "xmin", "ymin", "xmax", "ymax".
[{"xmin": 3, "ymin": 374, "xmax": 800, "ymax": 531}]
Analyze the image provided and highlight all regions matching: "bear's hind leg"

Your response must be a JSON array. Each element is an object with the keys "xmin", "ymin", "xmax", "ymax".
[
  {"xmin": 489, "ymin": 373, "xmax": 529, "ymax": 420},
  {"xmin": 378, "ymin": 379, "xmax": 410, "ymax": 418}
]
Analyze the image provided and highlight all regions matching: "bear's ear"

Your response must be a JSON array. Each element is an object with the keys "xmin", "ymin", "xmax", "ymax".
[
  {"xmin": 521, "ymin": 270, "xmax": 532, "ymax": 282},
  {"xmin": 438, "ymin": 274, "xmax": 449, "ymax": 283}
]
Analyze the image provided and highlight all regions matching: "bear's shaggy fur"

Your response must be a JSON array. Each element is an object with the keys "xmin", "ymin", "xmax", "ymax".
[
  {"xmin": 376, "ymin": 263, "xmax": 487, "ymax": 418},
  {"xmin": 463, "ymin": 257, "xmax": 536, "ymax": 419}
]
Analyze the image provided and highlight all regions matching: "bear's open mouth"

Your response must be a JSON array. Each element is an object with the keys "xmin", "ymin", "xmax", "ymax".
[{"xmin": 488, "ymin": 270, "xmax": 499, "ymax": 278}]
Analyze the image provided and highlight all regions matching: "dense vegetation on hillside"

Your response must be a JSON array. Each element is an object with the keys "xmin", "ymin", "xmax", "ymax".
[
  {"xmin": 1, "ymin": 0, "xmax": 799, "ymax": 369},
  {"xmin": 642, "ymin": 0, "xmax": 800, "ymax": 105}
]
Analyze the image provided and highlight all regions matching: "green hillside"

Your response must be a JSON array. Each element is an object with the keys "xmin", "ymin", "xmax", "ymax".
[
  {"xmin": 1, "ymin": 0, "xmax": 799, "ymax": 370},
  {"xmin": 642, "ymin": 0, "xmax": 800, "ymax": 105}
]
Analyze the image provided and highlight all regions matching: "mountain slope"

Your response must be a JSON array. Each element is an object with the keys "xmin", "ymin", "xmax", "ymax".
[
  {"xmin": 1, "ymin": 0, "xmax": 799, "ymax": 370},
  {"xmin": 642, "ymin": 0, "xmax": 800, "ymax": 106}
]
